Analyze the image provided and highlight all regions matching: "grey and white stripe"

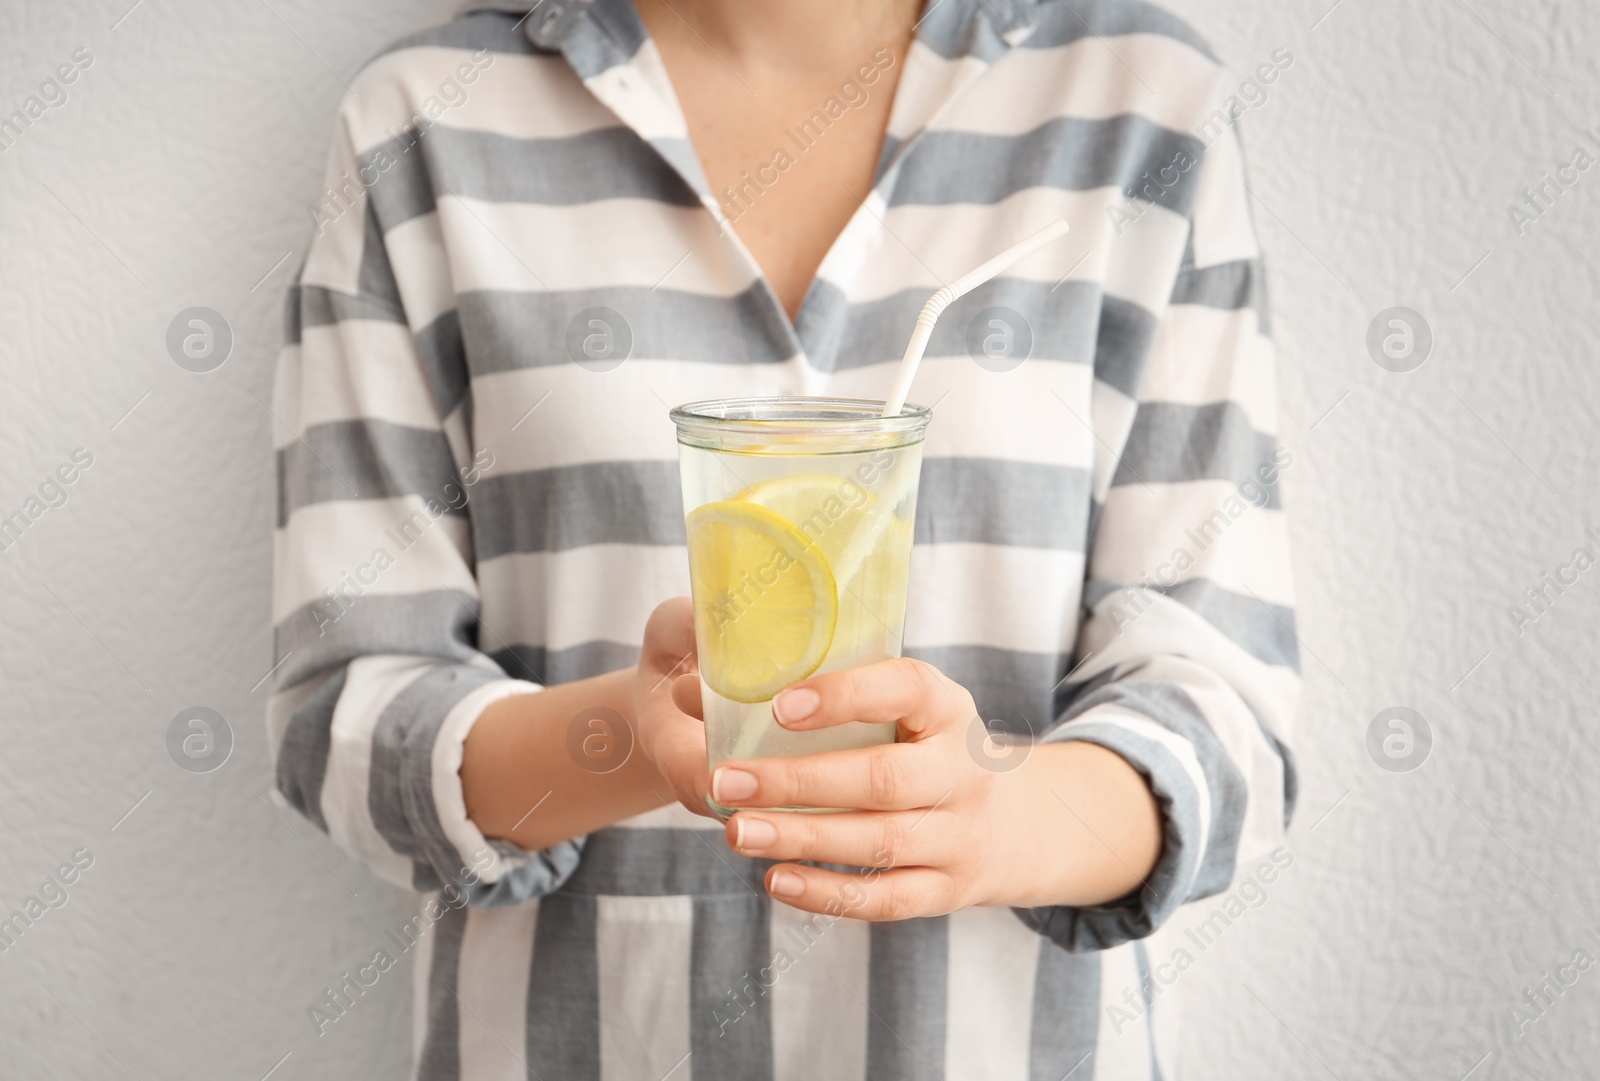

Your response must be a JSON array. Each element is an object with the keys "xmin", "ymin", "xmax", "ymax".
[{"xmin": 268, "ymin": 0, "xmax": 1299, "ymax": 1076}]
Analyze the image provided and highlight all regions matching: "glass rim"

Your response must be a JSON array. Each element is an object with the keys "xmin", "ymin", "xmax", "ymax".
[{"xmin": 669, "ymin": 396, "xmax": 931, "ymax": 443}]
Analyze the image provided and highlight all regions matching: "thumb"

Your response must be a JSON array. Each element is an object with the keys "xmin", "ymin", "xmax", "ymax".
[
  {"xmin": 642, "ymin": 597, "xmax": 697, "ymax": 675},
  {"xmin": 670, "ymin": 673, "xmax": 704, "ymax": 720}
]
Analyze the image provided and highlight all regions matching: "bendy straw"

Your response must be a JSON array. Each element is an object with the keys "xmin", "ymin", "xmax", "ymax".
[{"xmin": 880, "ymin": 218, "xmax": 1070, "ymax": 417}]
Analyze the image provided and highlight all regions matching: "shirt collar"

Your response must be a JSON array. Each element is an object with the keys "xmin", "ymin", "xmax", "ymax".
[
  {"xmin": 455, "ymin": 0, "xmax": 1042, "ymax": 54},
  {"xmin": 448, "ymin": 0, "xmax": 1041, "ymax": 238}
]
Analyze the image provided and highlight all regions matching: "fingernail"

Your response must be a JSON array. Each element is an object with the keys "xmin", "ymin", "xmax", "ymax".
[
  {"xmin": 767, "ymin": 869, "xmax": 804, "ymax": 898},
  {"xmin": 711, "ymin": 767, "xmax": 758, "ymax": 803},
  {"xmin": 774, "ymin": 687, "xmax": 820, "ymax": 726},
  {"xmin": 734, "ymin": 816, "xmax": 777, "ymax": 851}
]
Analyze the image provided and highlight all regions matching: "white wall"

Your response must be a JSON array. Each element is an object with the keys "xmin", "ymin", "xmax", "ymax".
[{"xmin": 1, "ymin": 1, "xmax": 1595, "ymax": 1077}]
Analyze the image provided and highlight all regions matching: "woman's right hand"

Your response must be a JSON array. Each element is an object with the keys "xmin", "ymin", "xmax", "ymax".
[{"xmin": 634, "ymin": 598, "xmax": 717, "ymax": 818}]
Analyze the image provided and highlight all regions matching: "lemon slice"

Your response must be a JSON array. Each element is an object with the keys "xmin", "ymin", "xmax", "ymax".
[
  {"xmin": 737, "ymin": 473, "xmax": 881, "ymax": 572},
  {"xmin": 687, "ymin": 500, "xmax": 837, "ymax": 703},
  {"xmin": 739, "ymin": 473, "xmax": 908, "ymax": 657}
]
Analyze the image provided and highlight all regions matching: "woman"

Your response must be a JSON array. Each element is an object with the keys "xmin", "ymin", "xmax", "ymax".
[{"xmin": 271, "ymin": 0, "xmax": 1298, "ymax": 1076}]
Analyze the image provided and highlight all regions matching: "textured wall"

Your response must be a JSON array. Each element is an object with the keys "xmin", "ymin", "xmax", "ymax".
[{"xmin": 1, "ymin": 1, "xmax": 1595, "ymax": 1077}]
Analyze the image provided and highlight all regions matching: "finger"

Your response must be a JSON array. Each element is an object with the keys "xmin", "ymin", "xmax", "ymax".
[
  {"xmin": 770, "ymin": 658, "xmax": 971, "ymax": 736},
  {"xmin": 646, "ymin": 718, "xmax": 715, "ymax": 819},
  {"xmin": 641, "ymin": 598, "xmax": 698, "ymax": 681},
  {"xmin": 670, "ymin": 673, "xmax": 703, "ymax": 720},
  {"xmin": 637, "ymin": 680, "xmax": 714, "ymax": 818},
  {"xmin": 725, "ymin": 807, "xmax": 945, "ymax": 868},
  {"xmin": 711, "ymin": 741, "xmax": 954, "ymax": 812},
  {"xmin": 763, "ymin": 864, "xmax": 959, "ymax": 921}
]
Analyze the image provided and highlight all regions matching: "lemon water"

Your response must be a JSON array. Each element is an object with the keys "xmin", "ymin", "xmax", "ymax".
[{"xmin": 677, "ymin": 437, "xmax": 923, "ymax": 795}]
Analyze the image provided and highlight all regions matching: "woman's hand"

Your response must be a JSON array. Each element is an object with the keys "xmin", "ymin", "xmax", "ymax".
[
  {"xmin": 633, "ymin": 598, "xmax": 717, "ymax": 818},
  {"xmin": 693, "ymin": 657, "xmax": 1165, "ymax": 920}
]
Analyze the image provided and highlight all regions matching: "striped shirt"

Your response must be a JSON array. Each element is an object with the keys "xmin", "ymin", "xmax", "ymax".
[{"xmin": 268, "ymin": 0, "xmax": 1299, "ymax": 1077}]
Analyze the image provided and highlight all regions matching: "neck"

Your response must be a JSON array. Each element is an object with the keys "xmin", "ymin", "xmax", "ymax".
[{"xmin": 635, "ymin": 0, "xmax": 923, "ymax": 69}]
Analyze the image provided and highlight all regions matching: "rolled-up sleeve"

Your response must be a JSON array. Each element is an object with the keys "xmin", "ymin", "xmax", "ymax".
[
  {"xmin": 1017, "ymin": 116, "xmax": 1299, "ymax": 951},
  {"xmin": 266, "ymin": 88, "xmax": 582, "ymax": 905}
]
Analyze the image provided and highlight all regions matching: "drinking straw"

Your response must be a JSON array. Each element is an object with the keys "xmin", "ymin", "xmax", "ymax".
[{"xmin": 880, "ymin": 218, "xmax": 1071, "ymax": 417}]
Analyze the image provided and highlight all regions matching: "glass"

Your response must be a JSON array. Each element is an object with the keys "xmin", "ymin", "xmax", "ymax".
[{"xmin": 670, "ymin": 396, "xmax": 931, "ymax": 817}]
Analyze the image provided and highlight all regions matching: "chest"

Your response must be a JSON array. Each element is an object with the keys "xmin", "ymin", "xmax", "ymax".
[{"xmin": 640, "ymin": 34, "xmax": 910, "ymax": 321}]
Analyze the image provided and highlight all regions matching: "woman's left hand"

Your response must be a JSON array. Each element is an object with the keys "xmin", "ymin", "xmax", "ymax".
[{"xmin": 674, "ymin": 656, "xmax": 1160, "ymax": 920}]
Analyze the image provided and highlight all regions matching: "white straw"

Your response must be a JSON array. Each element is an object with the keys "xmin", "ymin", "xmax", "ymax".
[{"xmin": 880, "ymin": 218, "xmax": 1071, "ymax": 417}]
